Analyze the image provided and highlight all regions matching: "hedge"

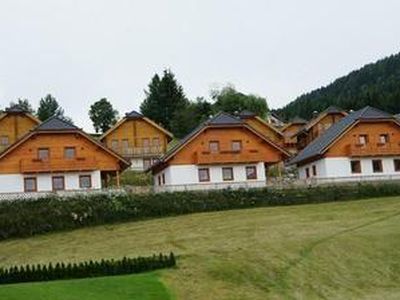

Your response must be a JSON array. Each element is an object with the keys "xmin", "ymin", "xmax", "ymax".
[
  {"xmin": 0, "ymin": 253, "xmax": 176, "ymax": 285},
  {"xmin": 1, "ymin": 182, "xmax": 400, "ymax": 240}
]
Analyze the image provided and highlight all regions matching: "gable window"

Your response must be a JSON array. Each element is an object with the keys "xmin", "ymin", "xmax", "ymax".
[
  {"xmin": 111, "ymin": 140, "xmax": 119, "ymax": 150},
  {"xmin": 246, "ymin": 166, "xmax": 257, "ymax": 180},
  {"xmin": 38, "ymin": 148, "xmax": 50, "ymax": 160},
  {"xmin": 372, "ymin": 160, "xmax": 383, "ymax": 173},
  {"xmin": 79, "ymin": 175, "xmax": 92, "ymax": 188},
  {"xmin": 358, "ymin": 134, "xmax": 368, "ymax": 146},
  {"xmin": 24, "ymin": 177, "xmax": 37, "ymax": 192},
  {"xmin": 351, "ymin": 160, "xmax": 362, "ymax": 174},
  {"xmin": 198, "ymin": 168, "xmax": 210, "ymax": 182},
  {"xmin": 231, "ymin": 140, "xmax": 242, "ymax": 152},
  {"xmin": 0, "ymin": 135, "xmax": 9, "ymax": 146},
  {"xmin": 305, "ymin": 168, "xmax": 310, "ymax": 178},
  {"xmin": 222, "ymin": 167, "xmax": 234, "ymax": 181},
  {"xmin": 52, "ymin": 176, "xmax": 65, "ymax": 191},
  {"xmin": 209, "ymin": 141, "xmax": 219, "ymax": 153},
  {"xmin": 394, "ymin": 159, "xmax": 400, "ymax": 172},
  {"xmin": 379, "ymin": 134, "xmax": 389, "ymax": 145},
  {"xmin": 312, "ymin": 165, "xmax": 317, "ymax": 176},
  {"xmin": 64, "ymin": 147, "xmax": 76, "ymax": 159}
]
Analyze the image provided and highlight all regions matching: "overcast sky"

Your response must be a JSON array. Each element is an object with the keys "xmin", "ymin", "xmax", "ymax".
[{"xmin": 0, "ymin": 0, "xmax": 399, "ymax": 131}]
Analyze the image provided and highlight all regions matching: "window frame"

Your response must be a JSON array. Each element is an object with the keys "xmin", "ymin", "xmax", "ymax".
[
  {"xmin": 222, "ymin": 167, "xmax": 234, "ymax": 181},
  {"xmin": 231, "ymin": 140, "xmax": 242, "ymax": 152},
  {"xmin": 24, "ymin": 177, "xmax": 37, "ymax": 192},
  {"xmin": 246, "ymin": 166, "xmax": 257, "ymax": 180},
  {"xmin": 350, "ymin": 160, "xmax": 362, "ymax": 174},
  {"xmin": 372, "ymin": 159, "xmax": 383, "ymax": 173},
  {"xmin": 358, "ymin": 134, "xmax": 368, "ymax": 146},
  {"xmin": 379, "ymin": 134, "xmax": 389, "ymax": 145},
  {"xmin": 198, "ymin": 168, "xmax": 210, "ymax": 182},
  {"xmin": 209, "ymin": 141, "xmax": 220, "ymax": 153},
  {"xmin": 394, "ymin": 159, "xmax": 400, "ymax": 172},
  {"xmin": 305, "ymin": 167, "xmax": 310, "ymax": 178},
  {"xmin": 312, "ymin": 165, "xmax": 317, "ymax": 176},
  {"xmin": 79, "ymin": 175, "xmax": 92, "ymax": 189},
  {"xmin": 37, "ymin": 148, "xmax": 50, "ymax": 160},
  {"xmin": 52, "ymin": 176, "xmax": 65, "ymax": 191},
  {"xmin": 64, "ymin": 147, "xmax": 76, "ymax": 160},
  {"xmin": 0, "ymin": 135, "xmax": 9, "ymax": 146}
]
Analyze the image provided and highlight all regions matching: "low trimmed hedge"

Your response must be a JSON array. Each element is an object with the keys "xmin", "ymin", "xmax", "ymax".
[
  {"xmin": 0, "ymin": 253, "xmax": 176, "ymax": 285},
  {"xmin": 1, "ymin": 182, "xmax": 400, "ymax": 240}
]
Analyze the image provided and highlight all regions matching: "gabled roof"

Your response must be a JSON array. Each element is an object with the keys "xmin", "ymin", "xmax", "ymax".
[
  {"xmin": 125, "ymin": 110, "xmax": 143, "ymax": 119},
  {"xmin": 0, "ymin": 108, "xmax": 40, "ymax": 124},
  {"xmin": 239, "ymin": 110, "xmax": 257, "ymax": 119},
  {"xmin": 36, "ymin": 116, "xmax": 79, "ymax": 131},
  {"xmin": 290, "ymin": 116, "xmax": 308, "ymax": 125},
  {"xmin": 238, "ymin": 111, "xmax": 284, "ymax": 137},
  {"xmin": 151, "ymin": 112, "xmax": 290, "ymax": 172},
  {"xmin": 290, "ymin": 106, "xmax": 398, "ymax": 165}
]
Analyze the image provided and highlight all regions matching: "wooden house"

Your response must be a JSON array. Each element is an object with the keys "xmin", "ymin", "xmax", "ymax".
[
  {"xmin": 100, "ymin": 110, "xmax": 173, "ymax": 171},
  {"xmin": 0, "ymin": 107, "xmax": 40, "ymax": 152},
  {"xmin": 281, "ymin": 116, "xmax": 308, "ymax": 154},
  {"xmin": 151, "ymin": 112, "xmax": 291, "ymax": 192},
  {"xmin": 291, "ymin": 106, "xmax": 400, "ymax": 183},
  {"xmin": 0, "ymin": 117, "xmax": 130, "ymax": 194}
]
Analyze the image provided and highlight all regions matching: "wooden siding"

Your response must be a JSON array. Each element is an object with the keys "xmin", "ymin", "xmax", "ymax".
[
  {"xmin": 0, "ymin": 132, "xmax": 123, "ymax": 174},
  {"xmin": 325, "ymin": 121, "xmax": 400, "ymax": 157},
  {"xmin": 102, "ymin": 119, "xmax": 169, "ymax": 157},
  {"xmin": 168, "ymin": 127, "xmax": 285, "ymax": 165},
  {"xmin": 0, "ymin": 114, "xmax": 38, "ymax": 151},
  {"xmin": 243, "ymin": 118, "xmax": 283, "ymax": 145}
]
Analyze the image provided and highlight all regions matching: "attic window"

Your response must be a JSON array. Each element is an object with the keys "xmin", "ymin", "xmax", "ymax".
[
  {"xmin": 0, "ymin": 135, "xmax": 9, "ymax": 146},
  {"xmin": 38, "ymin": 148, "xmax": 50, "ymax": 160},
  {"xmin": 209, "ymin": 141, "xmax": 219, "ymax": 153}
]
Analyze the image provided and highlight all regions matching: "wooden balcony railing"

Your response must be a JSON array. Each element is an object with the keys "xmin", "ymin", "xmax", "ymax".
[
  {"xmin": 348, "ymin": 143, "xmax": 400, "ymax": 157},
  {"xmin": 195, "ymin": 149, "xmax": 264, "ymax": 165},
  {"xmin": 112, "ymin": 146, "xmax": 165, "ymax": 157},
  {"xmin": 20, "ymin": 157, "xmax": 98, "ymax": 173}
]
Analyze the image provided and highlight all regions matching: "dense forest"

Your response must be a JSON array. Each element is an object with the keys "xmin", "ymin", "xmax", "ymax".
[{"xmin": 276, "ymin": 52, "xmax": 400, "ymax": 121}]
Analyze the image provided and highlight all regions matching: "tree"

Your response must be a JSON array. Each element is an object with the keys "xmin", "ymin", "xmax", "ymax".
[
  {"xmin": 89, "ymin": 98, "xmax": 118, "ymax": 133},
  {"xmin": 36, "ymin": 94, "xmax": 65, "ymax": 121},
  {"xmin": 212, "ymin": 85, "xmax": 269, "ymax": 118},
  {"xmin": 140, "ymin": 69, "xmax": 190, "ymax": 132},
  {"xmin": 8, "ymin": 99, "xmax": 35, "ymax": 113}
]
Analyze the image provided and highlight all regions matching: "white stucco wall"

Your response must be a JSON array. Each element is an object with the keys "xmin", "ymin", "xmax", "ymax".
[
  {"xmin": 0, "ymin": 171, "xmax": 101, "ymax": 194},
  {"xmin": 154, "ymin": 162, "xmax": 266, "ymax": 192},
  {"xmin": 298, "ymin": 156, "xmax": 400, "ymax": 182}
]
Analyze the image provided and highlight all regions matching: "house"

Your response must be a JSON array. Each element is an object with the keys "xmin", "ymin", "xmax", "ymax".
[
  {"xmin": 290, "ymin": 106, "xmax": 400, "ymax": 183},
  {"xmin": 100, "ymin": 110, "xmax": 173, "ymax": 171},
  {"xmin": 280, "ymin": 116, "xmax": 308, "ymax": 154},
  {"xmin": 0, "ymin": 117, "xmax": 130, "ymax": 194},
  {"xmin": 0, "ymin": 107, "xmax": 40, "ymax": 152},
  {"xmin": 296, "ymin": 106, "xmax": 347, "ymax": 150},
  {"xmin": 150, "ymin": 112, "xmax": 291, "ymax": 192},
  {"xmin": 266, "ymin": 111, "xmax": 286, "ymax": 128}
]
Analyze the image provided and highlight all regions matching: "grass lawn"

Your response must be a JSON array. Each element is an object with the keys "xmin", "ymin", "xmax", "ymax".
[
  {"xmin": 0, "ymin": 273, "xmax": 172, "ymax": 300},
  {"xmin": 1, "ymin": 196, "xmax": 400, "ymax": 299}
]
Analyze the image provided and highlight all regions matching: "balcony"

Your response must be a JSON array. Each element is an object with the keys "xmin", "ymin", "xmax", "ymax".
[
  {"xmin": 348, "ymin": 142, "xmax": 400, "ymax": 157},
  {"xmin": 112, "ymin": 146, "xmax": 165, "ymax": 158},
  {"xmin": 195, "ymin": 149, "xmax": 264, "ymax": 165},
  {"xmin": 20, "ymin": 157, "xmax": 98, "ymax": 173}
]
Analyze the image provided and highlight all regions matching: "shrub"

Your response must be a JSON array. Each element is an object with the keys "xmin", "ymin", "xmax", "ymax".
[
  {"xmin": 0, "ymin": 253, "xmax": 176, "ymax": 285},
  {"xmin": 1, "ymin": 182, "xmax": 400, "ymax": 240}
]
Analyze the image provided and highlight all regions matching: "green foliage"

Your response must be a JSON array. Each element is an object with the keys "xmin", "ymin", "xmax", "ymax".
[
  {"xmin": 0, "ymin": 253, "xmax": 176, "ymax": 285},
  {"xmin": 1, "ymin": 182, "xmax": 400, "ymax": 240},
  {"xmin": 119, "ymin": 171, "xmax": 153, "ymax": 186},
  {"xmin": 8, "ymin": 99, "xmax": 35, "ymax": 113},
  {"xmin": 278, "ymin": 52, "xmax": 400, "ymax": 120},
  {"xmin": 36, "ymin": 94, "xmax": 72, "ymax": 123},
  {"xmin": 212, "ymin": 85, "xmax": 269, "ymax": 118},
  {"xmin": 89, "ymin": 98, "xmax": 119, "ymax": 133}
]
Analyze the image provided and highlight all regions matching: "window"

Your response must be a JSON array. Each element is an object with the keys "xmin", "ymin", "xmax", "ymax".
[
  {"xmin": 152, "ymin": 137, "xmax": 160, "ymax": 146},
  {"xmin": 142, "ymin": 138, "xmax": 150, "ymax": 153},
  {"xmin": 122, "ymin": 139, "xmax": 129, "ymax": 149},
  {"xmin": 394, "ymin": 159, "xmax": 400, "ymax": 172},
  {"xmin": 143, "ymin": 158, "xmax": 152, "ymax": 169},
  {"xmin": 312, "ymin": 165, "xmax": 317, "ymax": 176},
  {"xmin": 379, "ymin": 134, "xmax": 389, "ymax": 144},
  {"xmin": 198, "ymin": 168, "xmax": 210, "ymax": 182},
  {"xmin": 246, "ymin": 166, "xmax": 257, "ymax": 180},
  {"xmin": 64, "ymin": 147, "xmax": 76, "ymax": 159},
  {"xmin": 38, "ymin": 148, "xmax": 49, "ymax": 160},
  {"xmin": 305, "ymin": 168, "xmax": 310, "ymax": 178},
  {"xmin": 24, "ymin": 177, "xmax": 37, "ymax": 192},
  {"xmin": 358, "ymin": 134, "xmax": 368, "ymax": 146},
  {"xmin": 162, "ymin": 173, "xmax": 165, "ymax": 184},
  {"xmin": 209, "ymin": 141, "xmax": 219, "ymax": 153},
  {"xmin": 52, "ymin": 176, "xmax": 65, "ymax": 191},
  {"xmin": 111, "ymin": 140, "xmax": 119, "ymax": 150},
  {"xmin": 372, "ymin": 160, "xmax": 383, "ymax": 173},
  {"xmin": 231, "ymin": 140, "xmax": 242, "ymax": 152},
  {"xmin": 222, "ymin": 167, "xmax": 234, "ymax": 181},
  {"xmin": 79, "ymin": 175, "xmax": 92, "ymax": 188},
  {"xmin": 158, "ymin": 175, "xmax": 162, "ymax": 186},
  {"xmin": 351, "ymin": 160, "xmax": 362, "ymax": 174},
  {"xmin": 0, "ymin": 135, "xmax": 9, "ymax": 146}
]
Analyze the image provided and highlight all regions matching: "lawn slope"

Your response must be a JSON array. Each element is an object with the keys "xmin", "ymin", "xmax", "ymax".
[{"xmin": 0, "ymin": 197, "xmax": 400, "ymax": 299}]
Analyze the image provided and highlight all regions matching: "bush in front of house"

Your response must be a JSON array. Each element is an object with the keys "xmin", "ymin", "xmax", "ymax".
[
  {"xmin": 0, "ymin": 252, "xmax": 176, "ymax": 285},
  {"xmin": 1, "ymin": 182, "xmax": 400, "ymax": 240}
]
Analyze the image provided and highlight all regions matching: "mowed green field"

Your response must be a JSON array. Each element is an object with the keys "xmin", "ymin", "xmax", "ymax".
[
  {"xmin": 0, "ymin": 196, "xmax": 400, "ymax": 299},
  {"xmin": 0, "ymin": 273, "xmax": 172, "ymax": 300}
]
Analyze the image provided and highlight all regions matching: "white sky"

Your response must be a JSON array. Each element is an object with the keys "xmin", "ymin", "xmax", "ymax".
[{"xmin": 0, "ymin": 0, "xmax": 399, "ymax": 131}]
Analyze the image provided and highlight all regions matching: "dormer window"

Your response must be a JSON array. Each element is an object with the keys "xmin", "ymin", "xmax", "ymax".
[{"xmin": 209, "ymin": 141, "xmax": 219, "ymax": 153}]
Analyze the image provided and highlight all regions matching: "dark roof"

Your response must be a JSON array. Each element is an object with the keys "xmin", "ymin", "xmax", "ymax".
[
  {"xmin": 125, "ymin": 110, "xmax": 143, "ymax": 118},
  {"xmin": 290, "ymin": 106, "xmax": 395, "ymax": 165},
  {"xmin": 208, "ymin": 112, "xmax": 242, "ymax": 125},
  {"xmin": 290, "ymin": 116, "xmax": 307, "ymax": 124},
  {"xmin": 324, "ymin": 105, "xmax": 345, "ymax": 114},
  {"xmin": 36, "ymin": 116, "xmax": 79, "ymax": 131},
  {"xmin": 5, "ymin": 107, "xmax": 28, "ymax": 113},
  {"xmin": 239, "ymin": 110, "xmax": 256, "ymax": 118},
  {"xmin": 395, "ymin": 114, "xmax": 400, "ymax": 120}
]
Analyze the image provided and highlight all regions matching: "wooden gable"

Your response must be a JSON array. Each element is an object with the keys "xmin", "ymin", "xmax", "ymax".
[{"xmin": 243, "ymin": 117, "xmax": 284, "ymax": 145}]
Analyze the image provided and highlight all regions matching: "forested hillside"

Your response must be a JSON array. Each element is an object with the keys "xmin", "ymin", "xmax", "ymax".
[{"xmin": 277, "ymin": 52, "xmax": 400, "ymax": 120}]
